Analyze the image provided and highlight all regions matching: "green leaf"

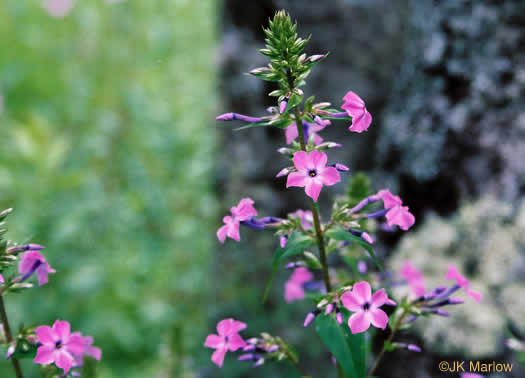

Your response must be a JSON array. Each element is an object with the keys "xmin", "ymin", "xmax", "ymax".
[
  {"xmin": 263, "ymin": 231, "xmax": 315, "ymax": 302},
  {"xmin": 285, "ymin": 92, "xmax": 303, "ymax": 113},
  {"xmin": 315, "ymin": 314, "xmax": 366, "ymax": 378},
  {"xmin": 325, "ymin": 227, "xmax": 389, "ymax": 285}
]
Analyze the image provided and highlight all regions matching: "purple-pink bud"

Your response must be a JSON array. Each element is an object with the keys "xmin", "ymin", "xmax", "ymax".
[
  {"xmin": 448, "ymin": 297, "xmax": 465, "ymax": 305},
  {"xmin": 357, "ymin": 260, "xmax": 367, "ymax": 274},
  {"xmin": 238, "ymin": 354, "xmax": 255, "ymax": 361},
  {"xmin": 243, "ymin": 344, "xmax": 257, "ymax": 352},
  {"xmin": 216, "ymin": 112, "xmax": 234, "ymax": 121},
  {"xmin": 325, "ymin": 303, "xmax": 334, "ymax": 315},
  {"xmin": 5, "ymin": 343, "xmax": 15, "ymax": 359},
  {"xmin": 408, "ymin": 344, "xmax": 422, "ymax": 352},
  {"xmin": 254, "ymin": 358, "xmax": 265, "ymax": 367},
  {"xmin": 335, "ymin": 163, "xmax": 350, "ymax": 172},
  {"xmin": 304, "ymin": 312, "xmax": 316, "ymax": 327},
  {"xmin": 276, "ymin": 167, "xmax": 292, "ymax": 178},
  {"xmin": 266, "ymin": 345, "xmax": 279, "ymax": 353},
  {"xmin": 361, "ymin": 232, "xmax": 373, "ymax": 244},
  {"xmin": 308, "ymin": 54, "xmax": 325, "ymax": 62},
  {"xmin": 385, "ymin": 299, "xmax": 397, "ymax": 306},
  {"xmin": 279, "ymin": 99, "xmax": 288, "ymax": 114},
  {"xmin": 336, "ymin": 311, "xmax": 344, "ymax": 325}
]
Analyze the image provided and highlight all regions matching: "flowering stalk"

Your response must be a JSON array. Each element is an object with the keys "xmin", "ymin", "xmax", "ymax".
[
  {"xmin": 0, "ymin": 296, "xmax": 24, "ymax": 378},
  {"xmin": 287, "ymin": 72, "xmax": 332, "ymax": 294}
]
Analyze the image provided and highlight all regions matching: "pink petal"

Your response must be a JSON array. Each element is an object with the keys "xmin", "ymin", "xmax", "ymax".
[
  {"xmin": 226, "ymin": 221, "xmax": 241, "ymax": 242},
  {"xmin": 341, "ymin": 291, "xmax": 363, "ymax": 312},
  {"xmin": 466, "ymin": 288, "xmax": 482, "ymax": 302},
  {"xmin": 217, "ymin": 225, "xmax": 228, "ymax": 243},
  {"xmin": 217, "ymin": 319, "xmax": 234, "ymax": 337},
  {"xmin": 55, "ymin": 350, "xmax": 74, "ymax": 374},
  {"xmin": 368, "ymin": 308, "xmax": 388, "ymax": 329},
  {"xmin": 349, "ymin": 110, "xmax": 372, "ymax": 133},
  {"xmin": 285, "ymin": 124, "xmax": 298, "ymax": 144},
  {"xmin": 234, "ymin": 198, "xmax": 257, "ymax": 219},
  {"xmin": 370, "ymin": 289, "xmax": 388, "ymax": 307},
  {"xmin": 36, "ymin": 265, "xmax": 51, "ymax": 286},
  {"xmin": 313, "ymin": 133, "xmax": 324, "ymax": 146},
  {"xmin": 348, "ymin": 311, "xmax": 370, "ymax": 334},
  {"xmin": 342, "ymin": 91, "xmax": 365, "ymax": 114},
  {"xmin": 319, "ymin": 167, "xmax": 340, "ymax": 186},
  {"xmin": 352, "ymin": 281, "xmax": 372, "ymax": 303},
  {"xmin": 227, "ymin": 333, "xmax": 246, "ymax": 351},
  {"xmin": 86, "ymin": 345, "xmax": 102, "ymax": 361},
  {"xmin": 292, "ymin": 151, "xmax": 309, "ymax": 171},
  {"xmin": 445, "ymin": 265, "xmax": 469, "ymax": 287},
  {"xmin": 229, "ymin": 320, "xmax": 247, "ymax": 334},
  {"xmin": 284, "ymin": 282, "xmax": 304, "ymax": 302},
  {"xmin": 305, "ymin": 179, "xmax": 323, "ymax": 202},
  {"xmin": 386, "ymin": 206, "xmax": 415, "ymax": 230},
  {"xmin": 34, "ymin": 345, "xmax": 56, "ymax": 365},
  {"xmin": 66, "ymin": 333, "xmax": 86, "ymax": 355},
  {"xmin": 377, "ymin": 189, "xmax": 403, "ymax": 209},
  {"xmin": 36, "ymin": 325, "xmax": 56, "ymax": 345},
  {"xmin": 53, "ymin": 320, "xmax": 71, "ymax": 341},
  {"xmin": 290, "ymin": 267, "xmax": 313, "ymax": 284},
  {"xmin": 309, "ymin": 150, "xmax": 327, "ymax": 169},
  {"xmin": 211, "ymin": 347, "xmax": 227, "ymax": 367},
  {"xmin": 204, "ymin": 334, "xmax": 223, "ymax": 348},
  {"xmin": 0, "ymin": 273, "xmax": 4, "ymax": 284},
  {"xmin": 286, "ymin": 171, "xmax": 307, "ymax": 188}
]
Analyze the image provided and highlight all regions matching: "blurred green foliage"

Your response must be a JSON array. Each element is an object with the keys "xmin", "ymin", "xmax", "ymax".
[{"xmin": 0, "ymin": 0, "xmax": 217, "ymax": 376}]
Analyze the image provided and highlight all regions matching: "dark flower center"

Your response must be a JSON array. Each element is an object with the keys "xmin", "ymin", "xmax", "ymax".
[
  {"xmin": 55, "ymin": 341, "xmax": 62, "ymax": 349},
  {"xmin": 362, "ymin": 302, "xmax": 370, "ymax": 311},
  {"xmin": 309, "ymin": 170, "xmax": 317, "ymax": 177}
]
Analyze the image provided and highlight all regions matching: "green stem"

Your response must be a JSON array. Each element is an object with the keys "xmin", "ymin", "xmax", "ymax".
[
  {"xmin": 288, "ymin": 70, "xmax": 341, "ymax": 377},
  {"xmin": 0, "ymin": 295, "xmax": 24, "ymax": 378},
  {"xmin": 366, "ymin": 308, "xmax": 408, "ymax": 378}
]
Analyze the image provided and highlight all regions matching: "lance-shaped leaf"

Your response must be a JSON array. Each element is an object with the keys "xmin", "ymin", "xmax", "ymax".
[
  {"xmin": 263, "ymin": 230, "xmax": 315, "ymax": 302},
  {"xmin": 315, "ymin": 313, "xmax": 366, "ymax": 378}
]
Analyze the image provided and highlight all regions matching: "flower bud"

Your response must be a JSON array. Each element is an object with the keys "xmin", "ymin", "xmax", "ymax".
[
  {"xmin": 6, "ymin": 343, "xmax": 15, "ymax": 359},
  {"xmin": 335, "ymin": 309, "xmax": 344, "ymax": 325},
  {"xmin": 277, "ymin": 147, "xmax": 293, "ymax": 155},
  {"xmin": 407, "ymin": 344, "xmax": 422, "ymax": 352},
  {"xmin": 325, "ymin": 303, "xmax": 334, "ymax": 315},
  {"xmin": 279, "ymin": 99, "xmax": 288, "ymax": 114}
]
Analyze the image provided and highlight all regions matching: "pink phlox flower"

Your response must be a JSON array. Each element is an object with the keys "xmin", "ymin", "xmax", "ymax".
[
  {"xmin": 204, "ymin": 318, "xmax": 247, "ymax": 367},
  {"xmin": 286, "ymin": 151, "xmax": 340, "ymax": 202},
  {"xmin": 217, "ymin": 198, "xmax": 257, "ymax": 243},
  {"xmin": 18, "ymin": 250, "xmax": 56, "ymax": 286},
  {"xmin": 375, "ymin": 189, "xmax": 415, "ymax": 231},
  {"xmin": 341, "ymin": 281, "xmax": 395, "ymax": 334},
  {"xmin": 34, "ymin": 320, "xmax": 86, "ymax": 374},
  {"xmin": 44, "ymin": 0, "xmax": 74, "ymax": 18},
  {"xmin": 341, "ymin": 91, "xmax": 372, "ymax": 133},
  {"xmin": 400, "ymin": 261, "xmax": 426, "ymax": 297},
  {"xmin": 445, "ymin": 265, "xmax": 482, "ymax": 302},
  {"xmin": 285, "ymin": 119, "xmax": 329, "ymax": 146},
  {"xmin": 284, "ymin": 267, "xmax": 313, "ymax": 303}
]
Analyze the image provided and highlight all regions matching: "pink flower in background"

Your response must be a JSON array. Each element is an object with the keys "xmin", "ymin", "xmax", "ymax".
[
  {"xmin": 73, "ymin": 333, "xmax": 102, "ymax": 362},
  {"xmin": 18, "ymin": 251, "xmax": 56, "ymax": 286},
  {"xmin": 286, "ymin": 150, "xmax": 340, "ymax": 202},
  {"xmin": 400, "ymin": 262, "xmax": 425, "ymax": 297},
  {"xmin": 460, "ymin": 374, "xmax": 485, "ymax": 378},
  {"xmin": 44, "ymin": 0, "xmax": 74, "ymax": 18},
  {"xmin": 284, "ymin": 267, "xmax": 313, "ymax": 302},
  {"xmin": 445, "ymin": 265, "xmax": 482, "ymax": 302},
  {"xmin": 375, "ymin": 189, "xmax": 415, "ymax": 230},
  {"xmin": 291, "ymin": 209, "xmax": 313, "ymax": 230},
  {"xmin": 341, "ymin": 281, "xmax": 394, "ymax": 334},
  {"xmin": 34, "ymin": 320, "xmax": 85, "ymax": 374},
  {"xmin": 217, "ymin": 198, "xmax": 257, "ymax": 243},
  {"xmin": 0, "ymin": 274, "xmax": 4, "ymax": 284},
  {"xmin": 204, "ymin": 318, "xmax": 247, "ymax": 367},
  {"xmin": 341, "ymin": 91, "xmax": 372, "ymax": 133}
]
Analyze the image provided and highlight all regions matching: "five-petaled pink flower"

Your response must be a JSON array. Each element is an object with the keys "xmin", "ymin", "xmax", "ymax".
[
  {"xmin": 204, "ymin": 318, "xmax": 247, "ymax": 367},
  {"xmin": 286, "ymin": 151, "xmax": 340, "ymax": 202},
  {"xmin": 284, "ymin": 267, "xmax": 313, "ymax": 303},
  {"xmin": 341, "ymin": 91, "xmax": 372, "ymax": 133},
  {"xmin": 341, "ymin": 281, "xmax": 394, "ymax": 334},
  {"xmin": 376, "ymin": 189, "xmax": 415, "ymax": 230},
  {"xmin": 400, "ymin": 262, "xmax": 425, "ymax": 297},
  {"xmin": 445, "ymin": 265, "xmax": 482, "ymax": 302},
  {"xmin": 217, "ymin": 198, "xmax": 257, "ymax": 243},
  {"xmin": 34, "ymin": 320, "xmax": 86, "ymax": 374},
  {"xmin": 18, "ymin": 250, "xmax": 56, "ymax": 286}
]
